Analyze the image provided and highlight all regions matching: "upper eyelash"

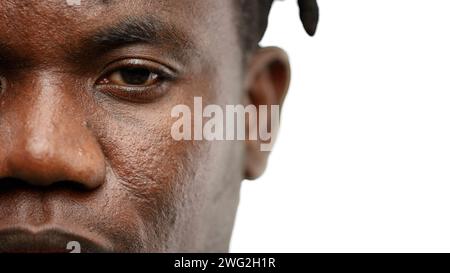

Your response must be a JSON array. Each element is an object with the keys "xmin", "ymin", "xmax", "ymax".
[
  {"xmin": 97, "ymin": 64, "xmax": 174, "ymax": 86},
  {"xmin": 100, "ymin": 57, "xmax": 175, "ymax": 77}
]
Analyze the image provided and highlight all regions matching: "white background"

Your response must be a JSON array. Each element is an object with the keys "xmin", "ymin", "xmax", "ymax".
[{"xmin": 231, "ymin": 0, "xmax": 450, "ymax": 252}]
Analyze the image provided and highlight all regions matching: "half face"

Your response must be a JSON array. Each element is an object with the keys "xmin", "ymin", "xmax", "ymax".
[{"xmin": 0, "ymin": 0, "xmax": 247, "ymax": 252}]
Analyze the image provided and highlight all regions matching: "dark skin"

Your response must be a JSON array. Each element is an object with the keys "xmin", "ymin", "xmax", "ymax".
[{"xmin": 0, "ymin": 0, "xmax": 290, "ymax": 252}]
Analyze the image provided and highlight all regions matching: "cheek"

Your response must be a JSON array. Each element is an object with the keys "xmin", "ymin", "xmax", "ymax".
[{"xmin": 87, "ymin": 100, "xmax": 211, "ymax": 251}]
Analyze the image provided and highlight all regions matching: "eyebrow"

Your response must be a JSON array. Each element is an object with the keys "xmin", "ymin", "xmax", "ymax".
[
  {"xmin": 0, "ymin": 42, "xmax": 28, "ymax": 69},
  {"xmin": 79, "ymin": 15, "xmax": 198, "ymax": 64}
]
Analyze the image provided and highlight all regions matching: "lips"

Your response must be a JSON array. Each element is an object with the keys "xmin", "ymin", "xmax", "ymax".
[{"xmin": 0, "ymin": 226, "xmax": 113, "ymax": 253}]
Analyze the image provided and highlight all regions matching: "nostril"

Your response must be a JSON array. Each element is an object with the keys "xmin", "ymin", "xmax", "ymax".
[{"xmin": 0, "ymin": 177, "xmax": 92, "ymax": 193}]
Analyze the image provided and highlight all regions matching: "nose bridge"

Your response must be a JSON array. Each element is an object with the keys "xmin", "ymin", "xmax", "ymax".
[
  {"xmin": 3, "ymin": 73, "xmax": 106, "ymax": 189},
  {"xmin": 25, "ymin": 77, "xmax": 65, "ymax": 160}
]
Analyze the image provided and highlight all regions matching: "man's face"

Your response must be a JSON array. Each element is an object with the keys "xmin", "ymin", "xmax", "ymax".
[{"xmin": 0, "ymin": 0, "xmax": 247, "ymax": 252}]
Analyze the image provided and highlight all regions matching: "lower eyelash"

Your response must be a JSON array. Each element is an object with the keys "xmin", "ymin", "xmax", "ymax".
[{"xmin": 94, "ymin": 82, "xmax": 169, "ymax": 103}]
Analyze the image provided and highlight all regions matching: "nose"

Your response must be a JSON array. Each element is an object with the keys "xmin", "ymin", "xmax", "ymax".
[{"xmin": 0, "ymin": 75, "xmax": 105, "ymax": 190}]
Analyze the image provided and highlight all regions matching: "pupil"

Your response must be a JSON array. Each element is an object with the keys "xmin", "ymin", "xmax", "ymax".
[{"xmin": 120, "ymin": 68, "xmax": 151, "ymax": 85}]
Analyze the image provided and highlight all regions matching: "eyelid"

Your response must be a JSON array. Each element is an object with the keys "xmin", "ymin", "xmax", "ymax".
[{"xmin": 98, "ymin": 58, "xmax": 176, "ymax": 82}]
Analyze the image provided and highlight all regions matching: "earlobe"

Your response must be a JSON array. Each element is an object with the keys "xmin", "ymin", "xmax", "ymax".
[{"xmin": 244, "ymin": 47, "xmax": 291, "ymax": 180}]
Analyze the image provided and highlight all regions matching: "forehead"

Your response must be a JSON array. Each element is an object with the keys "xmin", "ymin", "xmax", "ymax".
[
  {"xmin": 0, "ymin": 0, "xmax": 233, "ymax": 26},
  {"xmin": 0, "ymin": 0, "xmax": 239, "ymax": 62}
]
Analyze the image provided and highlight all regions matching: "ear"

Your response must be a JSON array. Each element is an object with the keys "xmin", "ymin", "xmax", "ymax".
[{"xmin": 244, "ymin": 46, "xmax": 291, "ymax": 179}]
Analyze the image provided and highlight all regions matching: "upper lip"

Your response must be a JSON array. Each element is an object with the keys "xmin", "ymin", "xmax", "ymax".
[{"xmin": 0, "ymin": 226, "xmax": 113, "ymax": 253}]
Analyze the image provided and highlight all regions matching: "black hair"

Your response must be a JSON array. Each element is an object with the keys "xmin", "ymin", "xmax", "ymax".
[{"xmin": 237, "ymin": 0, "xmax": 319, "ymax": 52}]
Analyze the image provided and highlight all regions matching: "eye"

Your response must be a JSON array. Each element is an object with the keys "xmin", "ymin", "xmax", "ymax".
[
  {"xmin": 95, "ymin": 59, "xmax": 176, "ymax": 102},
  {"xmin": 98, "ymin": 67, "xmax": 159, "ymax": 87}
]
